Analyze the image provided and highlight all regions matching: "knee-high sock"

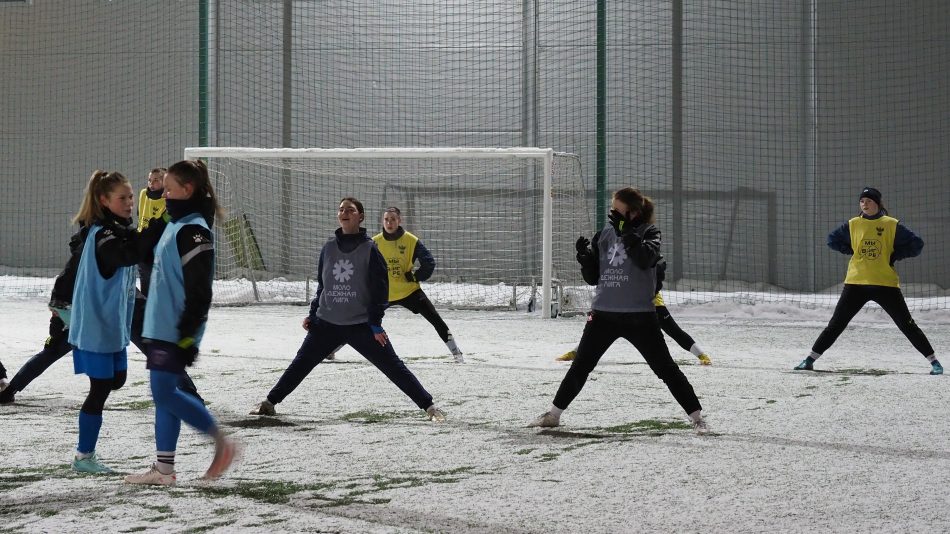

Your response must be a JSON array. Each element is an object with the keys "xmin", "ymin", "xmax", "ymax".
[{"xmin": 77, "ymin": 410, "xmax": 103, "ymax": 454}]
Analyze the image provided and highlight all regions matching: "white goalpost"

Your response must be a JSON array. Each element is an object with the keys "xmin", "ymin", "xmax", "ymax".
[{"xmin": 184, "ymin": 147, "xmax": 593, "ymax": 317}]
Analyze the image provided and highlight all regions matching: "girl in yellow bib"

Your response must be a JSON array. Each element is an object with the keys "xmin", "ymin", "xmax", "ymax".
[
  {"xmin": 795, "ymin": 187, "xmax": 941, "ymax": 374},
  {"xmin": 372, "ymin": 207, "xmax": 464, "ymax": 363}
]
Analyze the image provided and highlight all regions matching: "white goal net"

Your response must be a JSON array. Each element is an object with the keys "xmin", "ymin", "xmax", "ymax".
[{"xmin": 189, "ymin": 147, "xmax": 594, "ymax": 316}]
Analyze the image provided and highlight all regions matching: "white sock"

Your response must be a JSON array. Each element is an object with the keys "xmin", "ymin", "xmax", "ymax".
[
  {"xmin": 809, "ymin": 351, "xmax": 821, "ymax": 360},
  {"xmin": 689, "ymin": 344, "xmax": 704, "ymax": 357},
  {"xmin": 549, "ymin": 405, "xmax": 564, "ymax": 418},
  {"xmin": 75, "ymin": 451, "xmax": 93, "ymax": 460},
  {"xmin": 688, "ymin": 410, "xmax": 703, "ymax": 423},
  {"xmin": 156, "ymin": 450, "xmax": 176, "ymax": 474},
  {"xmin": 927, "ymin": 354, "xmax": 937, "ymax": 363},
  {"xmin": 445, "ymin": 334, "xmax": 461, "ymax": 355}
]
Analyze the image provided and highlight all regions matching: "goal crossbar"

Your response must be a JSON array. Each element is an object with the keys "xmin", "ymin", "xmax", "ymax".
[
  {"xmin": 184, "ymin": 147, "xmax": 555, "ymax": 160},
  {"xmin": 184, "ymin": 146, "xmax": 558, "ymax": 317}
]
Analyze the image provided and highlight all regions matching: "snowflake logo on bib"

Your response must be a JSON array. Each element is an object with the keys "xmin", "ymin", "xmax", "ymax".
[
  {"xmin": 608, "ymin": 242, "xmax": 627, "ymax": 266},
  {"xmin": 332, "ymin": 259, "xmax": 355, "ymax": 282}
]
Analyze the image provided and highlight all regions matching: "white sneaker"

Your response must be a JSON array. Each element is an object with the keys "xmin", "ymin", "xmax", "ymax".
[
  {"xmin": 426, "ymin": 405, "xmax": 446, "ymax": 422},
  {"xmin": 452, "ymin": 350, "xmax": 464, "ymax": 364},
  {"xmin": 528, "ymin": 411, "xmax": 560, "ymax": 428},
  {"xmin": 249, "ymin": 400, "xmax": 276, "ymax": 416},
  {"xmin": 0, "ymin": 378, "xmax": 8, "ymax": 393},
  {"xmin": 125, "ymin": 464, "xmax": 176, "ymax": 486},
  {"xmin": 692, "ymin": 417, "xmax": 710, "ymax": 435}
]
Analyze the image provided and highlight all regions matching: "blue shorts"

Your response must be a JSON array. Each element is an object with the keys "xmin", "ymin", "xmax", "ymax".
[{"xmin": 73, "ymin": 348, "xmax": 128, "ymax": 379}]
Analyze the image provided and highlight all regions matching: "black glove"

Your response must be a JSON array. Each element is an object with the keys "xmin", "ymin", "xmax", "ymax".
[
  {"xmin": 404, "ymin": 271, "xmax": 417, "ymax": 283},
  {"xmin": 608, "ymin": 209, "xmax": 628, "ymax": 236},
  {"xmin": 575, "ymin": 236, "xmax": 590, "ymax": 255},
  {"xmin": 621, "ymin": 227, "xmax": 642, "ymax": 249},
  {"xmin": 177, "ymin": 337, "xmax": 199, "ymax": 367}
]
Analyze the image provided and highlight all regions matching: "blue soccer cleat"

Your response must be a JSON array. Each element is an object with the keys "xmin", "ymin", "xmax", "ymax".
[
  {"xmin": 794, "ymin": 356, "xmax": 815, "ymax": 371},
  {"xmin": 72, "ymin": 453, "xmax": 114, "ymax": 474}
]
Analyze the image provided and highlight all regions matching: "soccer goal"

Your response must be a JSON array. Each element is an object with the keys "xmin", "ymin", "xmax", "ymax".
[{"xmin": 185, "ymin": 147, "xmax": 594, "ymax": 317}]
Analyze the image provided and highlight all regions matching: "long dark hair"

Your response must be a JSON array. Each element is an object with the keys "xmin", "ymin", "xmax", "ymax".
[{"xmin": 166, "ymin": 160, "xmax": 223, "ymax": 220}]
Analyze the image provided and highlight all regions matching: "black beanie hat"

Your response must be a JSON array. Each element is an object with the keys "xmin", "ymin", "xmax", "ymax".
[{"xmin": 859, "ymin": 187, "xmax": 882, "ymax": 205}]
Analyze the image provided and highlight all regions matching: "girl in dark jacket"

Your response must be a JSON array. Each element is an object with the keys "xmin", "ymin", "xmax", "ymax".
[
  {"xmin": 530, "ymin": 187, "xmax": 708, "ymax": 433},
  {"xmin": 250, "ymin": 197, "xmax": 446, "ymax": 422}
]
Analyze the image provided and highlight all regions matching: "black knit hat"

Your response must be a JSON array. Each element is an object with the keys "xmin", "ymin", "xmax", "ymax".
[{"xmin": 859, "ymin": 187, "xmax": 882, "ymax": 205}]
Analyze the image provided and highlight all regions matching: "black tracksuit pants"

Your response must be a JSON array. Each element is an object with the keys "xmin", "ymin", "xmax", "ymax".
[
  {"xmin": 553, "ymin": 311, "xmax": 702, "ymax": 415},
  {"xmin": 812, "ymin": 284, "xmax": 934, "ymax": 357},
  {"xmin": 392, "ymin": 289, "xmax": 451, "ymax": 342},
  {"xmin": 266, "ymin": 318, "xmax": 434, "ymax": 410},
  {"xmin": 656, "ymin": 306, "xmax": 695, "ymax": 352}
]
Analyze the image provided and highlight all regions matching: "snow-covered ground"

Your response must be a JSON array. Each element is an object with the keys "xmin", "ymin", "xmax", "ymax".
[{"xmin": 2, "ymin": 296, "xmax": 949, "ymax": 533}]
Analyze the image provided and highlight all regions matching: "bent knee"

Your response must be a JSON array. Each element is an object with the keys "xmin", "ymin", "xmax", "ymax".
[{"xmin": 111, "ymin": 372, "xmax": 127, "ymax": 391}]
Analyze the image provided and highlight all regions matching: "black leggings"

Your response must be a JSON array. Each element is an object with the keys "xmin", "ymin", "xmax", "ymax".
[
  {"xmin": 812, "ymin": 284, "xmax": 934, "ymax": 356},
  {"xmin": 656, "ymin": 306, "xmax": 696, "ymax": 352},
  {"xmin": 80, "ymin": 371, "xmax": 127, "ymax": 415},
  {"xmin": 553, "ymin": 311, "xmax": 702, "ymax": 416},
  {"xmin": 391, "ymin": 289, "xmax": 451, "ymax": 342}
]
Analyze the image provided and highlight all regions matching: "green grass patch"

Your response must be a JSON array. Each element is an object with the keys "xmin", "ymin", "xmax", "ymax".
[
  {"xmin": 794, "ymin": 393, "xmax": 812, "ymax": 398},
  {"xmin": 196, "ymin": 480, "xmax": 332, "ymax": 505},
  {"xmin": 835, "ymin": 368, "xmax": 892, "ymax": 376},
  {"xmin": 538, "ymin": 453, "xmax": 560, "ymax": 462},
  {"xmin": 600, "ymin": 419, "xmax": 692, "ymax": 434},
  {"xmin": 0, "ymin": 464, "xmax": 80, "ymax": 491},
  {"xmin": 143, "ymin": 504, "xmax": 172, "ymax": 514},
  {"xmin": 340, "ymin": 410, "xmax": 405, "ymax": 424},
  {"xmin": 110, "ymin": 400, "xmax": 154, "ymax": 411},
  {"xmin": 431, "ymin": 466, "xmax": 476, "ymax": 477},
  {"xmin": 184, "ymin": 520, "xmax": 236, "ymax": 533},
  {"xmin": 766, "ymin": 399, "xmax": 777, "ymax": 404},
  {"xmin": 142, "ymin": 516, "xmax": 173, "ymax": 523}
]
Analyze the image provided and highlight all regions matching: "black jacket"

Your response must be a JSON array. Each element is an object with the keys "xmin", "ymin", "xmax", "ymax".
[{"xmin": 577, "ymin": 223, "xmax": 663, "ymax": 286}]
